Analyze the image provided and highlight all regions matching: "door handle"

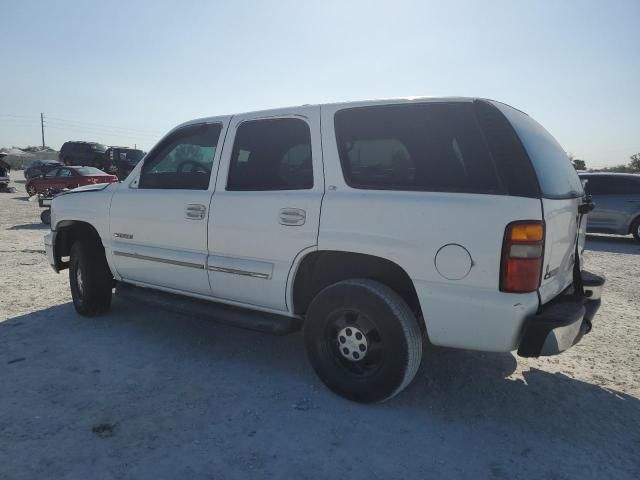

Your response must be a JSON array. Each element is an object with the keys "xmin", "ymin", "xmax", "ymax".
[
  {"xmin": 185, "ymin": 204, "xmax": 207, "ymax": 220},
  {"xmin": 279, "ymin": 208, "xmax": 306, "ymax": 226}
]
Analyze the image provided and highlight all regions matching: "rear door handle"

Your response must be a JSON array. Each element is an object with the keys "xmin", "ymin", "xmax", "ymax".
[
  {"xmin": 186, "ymin": 204, "xmax": 207, "ymax": 220},
  {"xmin": 279, "ymin": 208, "xmax": 306, "ymax": 226}
]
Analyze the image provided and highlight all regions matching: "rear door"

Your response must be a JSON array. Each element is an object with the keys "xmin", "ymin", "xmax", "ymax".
[
  {"xmin": 584, "ymin": 176, "xmax": 640, "ymax": 233},
  {"xmin": 207, "ymin": 107, "xmax": 323, "ymax": 311},
  {"xmin": 494, "ymin": 103, "xmax": 585, "ymax": 303}
]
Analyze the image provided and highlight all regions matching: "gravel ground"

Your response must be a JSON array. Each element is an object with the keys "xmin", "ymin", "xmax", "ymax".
[{"xmin": 1, "ymin": 177, "xmax": 639, "ymax": 480}]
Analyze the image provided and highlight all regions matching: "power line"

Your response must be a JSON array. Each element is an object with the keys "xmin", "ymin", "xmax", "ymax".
[
  {"xmin": 45, "ymin": 124, "xmax": 158, "ymax": 141},
  {"xmin": 45, "ymin": 115, "xmax": 164, "ymax": 136}
]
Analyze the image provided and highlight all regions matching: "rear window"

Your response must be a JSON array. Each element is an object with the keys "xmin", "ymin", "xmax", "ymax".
[
  {"xmin": 76, "ymin": 167, "xmax": 106, "ymax": 175},
  {"xmin": 496, "ymin": 104, "xmax": 583, "ymax": 199},
  {"xmin": 334, "ymin": 103, "xmax": 503, "ymax": 194}
]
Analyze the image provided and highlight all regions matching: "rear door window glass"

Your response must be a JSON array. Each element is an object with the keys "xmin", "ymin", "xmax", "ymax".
[
  {"xmin": 585, "ymin": 176, "xmax": 640, "ymax": 195},
  {"xmin": 334, "ymin": 103, "xmax": 502, "ymax": 193},
  {"xmin": 227, "ymin": 118, "xmax": 313, "ymax": 191}
]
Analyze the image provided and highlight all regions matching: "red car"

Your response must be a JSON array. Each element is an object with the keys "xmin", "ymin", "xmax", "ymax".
[{"xmin": 26, "ymin": 166, "xmax": 118, "ymax": 196}]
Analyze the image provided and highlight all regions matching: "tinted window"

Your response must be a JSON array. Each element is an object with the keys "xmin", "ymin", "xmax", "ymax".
[
  {"xmin": 76, "ymin": 167, "xmax": 105, "ymax": 175},
  {"xmin": 334, "ymin": 103, "xmax": 502, "ymax": 193},
  {"xmin": 497, "ymin": 104, "xmax": 583, "ymax": 198},
  {"xmin": 45, "ymin": 168, "xmax": 60, "ymax": 177},
  {"xmin": 140, "ymin": 123, "xmax": 221, "ymax": 190},
  {"xmin": 58, "ymin": 168, "xmax": 73, "ymax": 177},
  {"xmin": 227, "ymin": 118, "xmax": 313, "ymax": 191},
  {"xmin": 583, "ymin": 176, "xmax": 640, "ymax": 195}
]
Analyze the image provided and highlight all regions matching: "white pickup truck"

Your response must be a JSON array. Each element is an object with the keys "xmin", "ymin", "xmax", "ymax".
[{"xmin": 45, "ymin": 97, "xmax": 604, "ymax": 402}]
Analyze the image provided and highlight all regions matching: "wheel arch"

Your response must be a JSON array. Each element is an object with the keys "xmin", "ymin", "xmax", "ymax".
[
  {"xmin": 53, "ymin": 220, "xmax": 104, "ymax": 271},
  {"xmin": 290, "ymin": 250, "xmax": 423, "ymax": 327}
]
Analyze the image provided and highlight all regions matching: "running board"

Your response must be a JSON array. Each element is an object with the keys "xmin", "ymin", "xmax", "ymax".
[{"xmin": 115, "ymin": 283, "xmax": 302, "ymax": 335}]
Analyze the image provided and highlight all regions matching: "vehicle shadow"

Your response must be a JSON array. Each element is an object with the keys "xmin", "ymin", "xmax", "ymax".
[
  {"xmin": 585, "ymin": 234, "xmax": 640, "ymax": 254},
  {"xmin": 7, "ymin": 223, "xmax": 48, "ymax": 230},
  {"xmin": 1, "ymin": 301, "xmax": 638, "ymax": 479}
]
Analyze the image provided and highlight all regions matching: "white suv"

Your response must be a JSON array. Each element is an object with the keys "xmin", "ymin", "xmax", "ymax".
[{"xmin": 45, "ymin": 97, "xmax": 605, "ymax": 402}]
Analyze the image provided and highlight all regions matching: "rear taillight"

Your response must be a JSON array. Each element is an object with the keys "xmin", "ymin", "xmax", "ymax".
[{"xmin": 500, "ymin": 221, "xmax": 545, "ymax": 293}]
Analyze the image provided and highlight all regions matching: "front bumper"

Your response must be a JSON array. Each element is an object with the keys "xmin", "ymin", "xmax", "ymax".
[{"xmin": 518, "ymin": 270, "xmax": 605, "ymax": 357}]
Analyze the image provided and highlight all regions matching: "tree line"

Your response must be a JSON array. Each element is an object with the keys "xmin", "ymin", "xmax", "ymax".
[{"xmin": 570, "ymin": 153, "xmax": 640, "ymax": 173}]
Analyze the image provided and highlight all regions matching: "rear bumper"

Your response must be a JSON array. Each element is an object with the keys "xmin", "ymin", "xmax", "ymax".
[{"xmin": 518, "ymin": 271, "xmax": 605, "ymax": 357}]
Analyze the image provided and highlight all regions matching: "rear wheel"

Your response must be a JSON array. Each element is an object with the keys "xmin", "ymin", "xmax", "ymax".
[
  {"xmin": 631, "ymin": 217, "xmax": 640, "ymax": 243},
  {"xmin": 40, "ymin": 209, "xmax": 51, "ymax": 224},
  {"xmin": 304, "ymin": 279, "xmax": 423, "ymax": 403},
  {"xmin": 69, "ymin": 239, "xmax": 113, "ymax": 316}
]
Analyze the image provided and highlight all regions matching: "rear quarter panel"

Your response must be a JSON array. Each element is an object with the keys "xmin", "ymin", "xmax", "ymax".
[{"xmin": 319, "ymin": 103, "xmax": 542, "ymax": 351}]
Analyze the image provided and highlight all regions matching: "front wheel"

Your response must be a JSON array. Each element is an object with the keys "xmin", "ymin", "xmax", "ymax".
[
  {"xmin": 69, "ymin": 239, "xmax": 113, "ymax": 316},
  {"xmin": 631, "ymin": 217, "xmax": 640, "ymax": 243},
  {"xmin": 26, "ymin": 184, "xmax": 37, "ymax": 196},
  {"xmin": 40, "ymin": 209, "xmax": 51, "ymax": 224},
  {"xmin": 304, "ymin": 279, "xmax": 423, "ymax": 403}
]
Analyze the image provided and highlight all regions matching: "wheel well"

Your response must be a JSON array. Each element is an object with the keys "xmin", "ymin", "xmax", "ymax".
[
  {"xmin": 292, "ymin": 251, "xmax": 422, "ymax": 320},
  {"xmin": 54, "ymin": 221, "xmax": 103, "ymax": 269}
]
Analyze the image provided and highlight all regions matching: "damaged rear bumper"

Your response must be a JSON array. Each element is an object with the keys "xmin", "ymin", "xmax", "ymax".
[{"xmin": 518, "ymin": 271, "xmax": 605, "ymax": 357}]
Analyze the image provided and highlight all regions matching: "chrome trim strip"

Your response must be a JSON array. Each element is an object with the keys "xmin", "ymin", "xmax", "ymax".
[
  {"xmin": 206, "ymin": 265, "xmax": 271, "ymax": 280},
  {"xmin": 113, "ymin": 251, "xmax": 204, "ymax": 270}
]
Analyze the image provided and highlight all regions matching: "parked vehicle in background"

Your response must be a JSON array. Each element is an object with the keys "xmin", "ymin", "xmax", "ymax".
[
  {"xmin": 105, "ymin": 147, "xmax": 145, "ymax": 179},
  {"xmin": 579, "ymin": 172, "xmax": 640, "ymax": 242},
  {"xmin": 26, "ymin": 166, "xmax": 117, "ymax": 196},
  {"xmin": 23, "ymin": 159, "xmax": 64, "ymax": 179},
  {"xmin": 59, "ymin": 141, "xmax": 108, "ymax": 170},
  {"xmin": 45, "ymin": 97, "xmax": 605, "ymax": 403},
  {"xmin": 0, "ymin": 154, "xmax": 10, "ymax": 188}
]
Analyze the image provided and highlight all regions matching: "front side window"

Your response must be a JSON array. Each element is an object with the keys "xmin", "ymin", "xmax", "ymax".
[
  {"xmin": 139, "ymin": 123, "xmax": 222, "ymax": 190},
  {"xmin": 227, "ymin": 118, "xmax": 313, "ymax": 191},
  {"xmin": 334, "ymin": 103, "xmax": 502, "ymax": 193}
]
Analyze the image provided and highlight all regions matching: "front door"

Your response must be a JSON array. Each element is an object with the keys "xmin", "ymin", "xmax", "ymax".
[
  {"xmin": 207, "ymin": 107, "xmax": 324, "ymax": 311},
  {"xmin": 109, "ymin": 120, "xmax": 229, "ymax": 295}
]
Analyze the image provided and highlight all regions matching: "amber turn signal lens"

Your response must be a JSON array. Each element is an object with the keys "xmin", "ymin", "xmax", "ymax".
[{"xmin": 509, "ymin": 223, "xmax": 544, "ymax": 242}]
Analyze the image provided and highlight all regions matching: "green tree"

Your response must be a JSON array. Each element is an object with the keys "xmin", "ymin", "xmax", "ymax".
[
  {"xmin": 629, "ymin": 153, "xmax": 640, "ymax": 172},
  {"xmin": 568, "ymin": 153, "xmax": 586, "ymax": 171}
]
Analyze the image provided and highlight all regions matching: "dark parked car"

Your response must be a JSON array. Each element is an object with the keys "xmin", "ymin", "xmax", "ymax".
[
  {"xmin": 25, "ymin": 166, "xmax": 118, "ymax": 196},
  {"xmin": 105, "ymin": 147, "xmax": 145, "ymax": 179},
  {"xmin": 59, "ymin": 141, "xmax": 108, "ymax": 169},
  {"xmin": 0, "ymin": 155, "xmax": 10, "ymax": 188},
  {"xmin": 23, "ymin": 159, "xmax": 64, "ymax": 179},
  {"xmin": 580, "ymin": 172, "xmax": 640, "ymax": 242}
]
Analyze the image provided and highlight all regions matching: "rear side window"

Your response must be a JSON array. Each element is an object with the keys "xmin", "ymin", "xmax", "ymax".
[
  {"xmin": 334, "ymin": 103, "xmax": 503, "ymax": 193},
  {"xmin": 496, "ymin": 104, "xmax": 583, "ymax": 199},
  {"xmin": 583, "ymin": 176, "xmax": 640, "ymax": 195},
  {"xmin": 227, "ymin": 118, "xmax": 313, "ymax": 191}
]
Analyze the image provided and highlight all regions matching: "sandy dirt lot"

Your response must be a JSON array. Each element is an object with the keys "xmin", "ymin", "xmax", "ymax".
[{"xmin": 1, "ymin": 178, "xmax": 639, "ymax": 480}]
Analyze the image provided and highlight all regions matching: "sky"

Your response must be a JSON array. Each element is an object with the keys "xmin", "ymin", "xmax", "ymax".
[{"xmin": 0, "ymin": 0, "xmax": 638, "ymax": 168}]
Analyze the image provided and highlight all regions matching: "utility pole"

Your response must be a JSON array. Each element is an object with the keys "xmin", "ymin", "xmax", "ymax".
[{"xmin": 40, "ymin": 113, "xmax": 45, "ymax": 148}]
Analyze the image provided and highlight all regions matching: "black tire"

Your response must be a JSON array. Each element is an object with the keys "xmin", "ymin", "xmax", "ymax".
[
  {"xmin": 69, "ymin": 239, "xmax": 113, "ymax": 316},
  {"xmin": 631, "ymin": 217, "xmax": 640, "ymax": 243},
  {"xmin": 40, "ymin": 209, "xmax": 51, "ymax": 225},
  {"xmin": 304, "ymin": 279, "xmax": 423, "ymax": 403}
]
